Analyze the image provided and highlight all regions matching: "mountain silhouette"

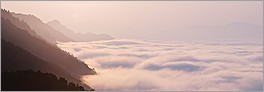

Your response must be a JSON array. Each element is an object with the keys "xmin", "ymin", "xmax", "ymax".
[
  {"xmin": 9, "ymin": 10, "xmax": 73, "ymax": 44},
  {"xmin": 2, "ymin": 10, "xmax": 96, "ymax": 76},
  {"xmin": 1, "ymin": 39, "xmax": 93, "ymax": 90},
  {"xmin": 1, "ymin": 9, "xmax": 39, "ymax": 38},
  {"xmin": 1, "ymin": 9, "xmax": 96, "ymax": 90},
  {"xmin": 47, "ymin": 19, "xmax": 114, "ymax": 42}
]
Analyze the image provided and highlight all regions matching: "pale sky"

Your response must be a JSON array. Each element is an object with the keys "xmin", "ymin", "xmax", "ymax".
[{"xmin": 1, "ymin": 1, "xmax": 263, "ymax": 42}]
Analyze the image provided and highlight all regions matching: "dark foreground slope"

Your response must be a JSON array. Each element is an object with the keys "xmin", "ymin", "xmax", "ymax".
[
  {"xmin": 1, "ymin": 39, "xmax": 94, "ymax": 90},
  {"xmin": 2, "ymin": 70, "xmax": 92, "ymax": 91},
  {"xmin": 1, "ymin": 9, "xmax": 96, "ymax": 90}
]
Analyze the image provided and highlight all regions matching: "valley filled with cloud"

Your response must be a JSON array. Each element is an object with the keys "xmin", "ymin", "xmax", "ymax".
[{"xmin": 58, "ymin": 39, "xmax": 263, "ymax": 91}]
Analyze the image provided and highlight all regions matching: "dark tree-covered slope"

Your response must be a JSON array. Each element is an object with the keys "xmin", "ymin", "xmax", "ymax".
[
  {"xmin": 2, "ymin": 70, "xmax": 94, "ymax": 91},
  {"xmin": 1, "ymin": 39, "xmax": 94, "ymax": 90}
]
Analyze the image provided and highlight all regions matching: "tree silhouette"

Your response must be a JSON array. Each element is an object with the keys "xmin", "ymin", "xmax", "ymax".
[{"xmin": 1, "ymin": 70, "xmax": 94, "ymax": 91}]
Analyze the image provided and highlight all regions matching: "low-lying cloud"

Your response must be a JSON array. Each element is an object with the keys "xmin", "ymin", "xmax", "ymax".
[{"xmin": 57, "ymin": 39, "xmax": 263, "ymax": 91}]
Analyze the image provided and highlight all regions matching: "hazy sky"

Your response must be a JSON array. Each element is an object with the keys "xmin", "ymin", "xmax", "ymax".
[{"xmin": 1, "ymin": 1, "xmax": 263, "ymax": 42}]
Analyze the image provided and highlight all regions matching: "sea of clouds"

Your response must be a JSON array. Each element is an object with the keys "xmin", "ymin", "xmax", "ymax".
[{"xmin": 57, "ymin": 39, "xmax": 263, "ymax": 91}]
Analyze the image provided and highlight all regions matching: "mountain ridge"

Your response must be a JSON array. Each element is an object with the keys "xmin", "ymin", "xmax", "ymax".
[
  {"xmin": 47, "ymin": 19, "xmax": 114, "ymax": 42},
  {"xmin": 1, "ymin": 9, "xmax": 96, "ymax": 90},
  {"xmin": 10, "ymin": 11, "xmax": 73, "ymax": 44}
]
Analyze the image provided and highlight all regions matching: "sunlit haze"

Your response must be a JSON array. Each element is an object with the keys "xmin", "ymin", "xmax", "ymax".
[
  {"xmin": 2, "ymin": 1, "xmax": 263, "ymax": 42},
  {"xmin": 1, "ymin": 1, "xmax": 263, "ymax": 91}
]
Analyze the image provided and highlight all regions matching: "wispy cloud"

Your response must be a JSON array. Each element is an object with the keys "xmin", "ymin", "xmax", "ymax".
[{"xmin": 58, "ymin": 39, "xmax": 263, "ymax": 91}]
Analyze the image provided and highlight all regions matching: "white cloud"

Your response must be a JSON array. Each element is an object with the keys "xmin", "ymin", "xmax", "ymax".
[{"xmin": 58, "ymin": 39, "xmax": 263, "ymax": 91}]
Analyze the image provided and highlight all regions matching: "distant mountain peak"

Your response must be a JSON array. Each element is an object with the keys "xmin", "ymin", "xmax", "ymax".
[
  {"xmin": 48, "ymin": 19, "xmax": 114, "ymax": 42},
  {"xmin": 47, "ymin": 19, "xmax": 61, "ymax": 25}
]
